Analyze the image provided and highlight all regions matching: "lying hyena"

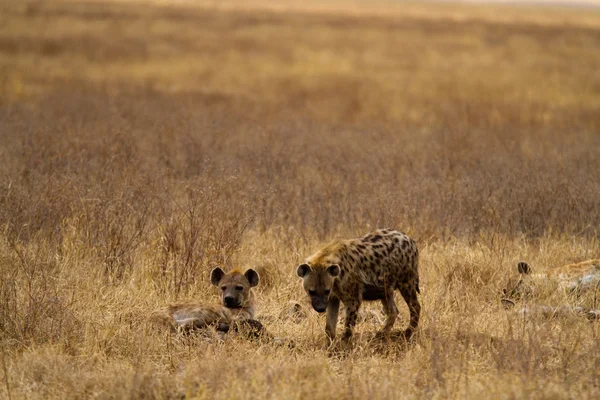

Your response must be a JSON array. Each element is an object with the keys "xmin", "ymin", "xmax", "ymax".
[
  {"xmin": 297, "ymin": 229, "xmax": 420, "ymax": 347},
  {"xmin": 153, "ymin": 267, "xmax": 265, "ymax": 337},
  {"xmin": 513, "ymin": 304, "xmax": 600, "ymax": 321},
  {"xmin": 502, "ymin": 259, "xmax": 600, "ymax": 301}
]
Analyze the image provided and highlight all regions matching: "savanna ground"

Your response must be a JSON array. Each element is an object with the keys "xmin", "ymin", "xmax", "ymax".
[{"xmin": 1, "ymin": 0, "xmax": 600, "ymax": 398}]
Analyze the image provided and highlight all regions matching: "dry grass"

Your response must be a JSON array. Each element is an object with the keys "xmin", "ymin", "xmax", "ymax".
[{"xmin": 1, "ymin": 0, "xmax": 600, "ymax": 398}]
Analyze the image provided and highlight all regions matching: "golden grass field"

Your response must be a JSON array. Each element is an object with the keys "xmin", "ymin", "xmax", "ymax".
[{"xmin": 2, "ymin": 0, "xmax": 600, "ymax": 398}]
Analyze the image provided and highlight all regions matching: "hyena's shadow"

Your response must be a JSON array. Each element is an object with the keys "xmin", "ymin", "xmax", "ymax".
[{"xmin": 325, "ymin": 328, "xmax": 418, "ymax": 358}]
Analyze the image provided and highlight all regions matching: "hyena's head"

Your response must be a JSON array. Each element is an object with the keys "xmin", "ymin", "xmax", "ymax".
[
  {"xmin": 210, "ymin": 267, "xmax": 259, "ymax": 309},
  {"xmin": 502, "ymin": 261, "xmax": 532, "ymax": 301},
  {"xmin": 296, "ymin": 263, "xmax": 340, "ymax": 313}
]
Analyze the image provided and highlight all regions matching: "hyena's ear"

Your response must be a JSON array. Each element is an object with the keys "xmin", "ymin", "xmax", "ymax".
[
  {"xmin": 296, "ymin": 263, "xmax": 311, "ymax": 278},
  {"xmin": 244, "ymin": 269, "xmax": 260, "ymax": 288},
  {"xmin": 210, "ymin": 267, "xmax": 226, "ymax": 286},
  {"xmin": 517, "ymin": 262, "xmax": 531, "ymax": 275},
  {"xmin": 327, "ymin": 264, "xmax": 340, "ymax": 277},
  {"xmin": 501, "ymin": 298, "xmax": 516, "ymax": 309}
]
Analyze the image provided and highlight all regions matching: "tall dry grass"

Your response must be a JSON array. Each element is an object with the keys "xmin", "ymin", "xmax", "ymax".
[{"xmin": 1, "ymin": 0, "xmax": 600, "ymax": 398}]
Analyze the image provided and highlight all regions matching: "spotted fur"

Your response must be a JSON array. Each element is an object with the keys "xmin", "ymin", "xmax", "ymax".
[{"xmin": 297, "ymin": 229, "xmax": 420, "ymax": 346}]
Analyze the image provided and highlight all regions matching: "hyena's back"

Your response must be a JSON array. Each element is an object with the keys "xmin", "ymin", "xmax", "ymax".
[{"xmin": 335, "ymin": 229, "xmax": 419, "ymax": 292}]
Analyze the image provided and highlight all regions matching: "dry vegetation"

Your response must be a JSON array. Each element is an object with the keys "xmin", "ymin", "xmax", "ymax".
[{"xmin": 1, "ymin": 0, "xmax": 600, "ymax": 398}]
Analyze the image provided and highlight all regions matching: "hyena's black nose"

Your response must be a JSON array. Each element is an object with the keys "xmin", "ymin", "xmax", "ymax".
[
  {"xmin": 314, "ymin": 306, "xmax": 326, "ymax": 314},
  {"xmin": 224, "ymin": 296, "xmax": 236, "ymax": 307}
]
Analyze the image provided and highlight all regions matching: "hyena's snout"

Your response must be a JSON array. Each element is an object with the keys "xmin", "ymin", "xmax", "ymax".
[
  {"xmin": 223, "ymin": 294, "xmax": 241, "ymax": 308},
  {"xmin": 311, "ymin": 297, "xmax": 328, "ymax": 314}
]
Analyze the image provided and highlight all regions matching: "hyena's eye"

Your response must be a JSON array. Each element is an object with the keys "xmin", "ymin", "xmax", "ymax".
[
  {"xmin": 308, "ymin": 289, "xmax": 317, "ymax": 296},
  {"xmin": 235, "ymin": 285, "xmax": 244, "ymax": 291},
  {"xmin": 221, "ymin": 285, "xmax": 227, "ymax": 291},
  {"xmin": 324, "ymin": 289, "xmax": 331, "ymax": 295}
]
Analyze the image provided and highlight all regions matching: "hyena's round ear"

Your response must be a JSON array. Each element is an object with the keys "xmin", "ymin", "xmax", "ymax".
[
  {"xmin": 327, "ymin": 264, "xmax": 340, "ymax": 277},
  {"xmin": 244, "ymin": 269, "xmax": 260, "ymax": 287},
  {"xmin": 501, "ymin": 298, "xmax": 516, "ymax": 309},
  {"xmin": 210, "ymin": 267, "xmax": 226, "ymax": 286},
  {"xmin": 296, "ymin": 263, "xmax": 311, "ymax": 278},
  {"xmin": 517, "ymin": 262, "xmax": 531, "ymax": 275}
]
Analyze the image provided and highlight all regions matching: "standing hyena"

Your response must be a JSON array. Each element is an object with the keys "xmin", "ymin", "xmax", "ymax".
[{"xmin": 296, "ymin": 229, "xmax": 420, "ymax": 346}]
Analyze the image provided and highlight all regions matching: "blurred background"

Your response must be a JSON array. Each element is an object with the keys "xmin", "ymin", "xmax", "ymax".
[{"xmin": 2, "ymin": 0, "xmax": 600, "ymax": 248}]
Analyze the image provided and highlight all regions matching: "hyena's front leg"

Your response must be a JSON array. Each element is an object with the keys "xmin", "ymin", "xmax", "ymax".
[
  {"xmin": 341, "ymin": 299, "xmax": 361, "ymax": 345},
  {"xmin": 325, "ymin": 296, "xmax": 340, "ymax": 346}
]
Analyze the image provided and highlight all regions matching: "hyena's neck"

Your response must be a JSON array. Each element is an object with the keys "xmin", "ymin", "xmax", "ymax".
[
  {"xmin": 244, "ymin": 292, "xmax": 257, "ymax": 318},
  {"xmin": 308, "ymin": 239, "xmax": 347, "ymax": 266}
]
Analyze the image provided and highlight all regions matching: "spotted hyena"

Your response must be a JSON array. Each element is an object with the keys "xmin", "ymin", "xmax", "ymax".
[
  {"xmin": 502, "ymin": 259, "xmax": 600, "ymax": 302},
  {"xmin": 153, "ymin": 267, "xmax": 264, "ymax": 337},
  {"xmin": 296, "ymin": 229, "xmax": 420, "ymax": 346},
  {"xmin": 513, "ymin": 304, "xmax": 600, "ymax": 321}
]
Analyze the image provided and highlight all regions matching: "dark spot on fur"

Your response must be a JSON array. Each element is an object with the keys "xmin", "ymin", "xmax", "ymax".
[{"xmin": 370, "ymin": 235, "xmax": 383, "ymax": 243}]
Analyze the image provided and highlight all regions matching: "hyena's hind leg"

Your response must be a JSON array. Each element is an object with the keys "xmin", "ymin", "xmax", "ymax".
[
  {"xmin": 377, "ymin": 287, "xmax": 399, "ymax": 339},
  {"xmin": 398, "ymin": 282, "xmax": 420, "ymax": 340}
]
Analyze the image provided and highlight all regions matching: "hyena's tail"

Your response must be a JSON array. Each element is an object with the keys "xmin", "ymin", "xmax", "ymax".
[{"xmin": 416, "ymin": 247, "xmax": 420, "ymax": 294}]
